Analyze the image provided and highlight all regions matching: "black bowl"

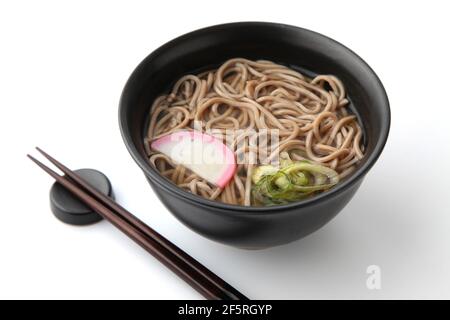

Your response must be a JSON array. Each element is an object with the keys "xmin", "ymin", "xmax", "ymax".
[{"xmin": 119, "ymin": 22, "xmax": 390, "ymax": 249}]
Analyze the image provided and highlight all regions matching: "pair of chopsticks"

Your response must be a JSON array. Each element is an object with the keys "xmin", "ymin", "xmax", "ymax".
[{"xmin": 28, "ymin": 147, "xmax": 248, "ymax": 300}]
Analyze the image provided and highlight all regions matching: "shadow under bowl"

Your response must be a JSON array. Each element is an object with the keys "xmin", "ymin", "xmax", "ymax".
[{"xmin": 119, "ymin": 22, "xmax": 390, "ymax": 249}]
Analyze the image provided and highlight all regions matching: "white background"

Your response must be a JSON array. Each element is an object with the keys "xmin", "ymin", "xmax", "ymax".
[{"xmin": 1, "ymin": 0, "xmax": 449, "ymax": 299}]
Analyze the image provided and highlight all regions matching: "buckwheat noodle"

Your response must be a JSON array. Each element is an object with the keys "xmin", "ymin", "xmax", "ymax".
[{"xmin": 145, "ymin": 58, "xmax": 365, "ymax": 206}]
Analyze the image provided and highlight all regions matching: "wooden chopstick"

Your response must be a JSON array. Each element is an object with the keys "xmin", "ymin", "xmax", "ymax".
[
  {"xmin": 28, "ymin": 149, "xmax": 248, "ymax": 300},
  {"xmin": 34, "ymin": 147, "xmax": 238, "ymax": 297}
]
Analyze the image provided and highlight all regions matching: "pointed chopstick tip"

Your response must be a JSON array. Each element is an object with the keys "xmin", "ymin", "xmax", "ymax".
[{"xmin": 35, "ymin": 147, "xmax": 46, "ymax": 156}]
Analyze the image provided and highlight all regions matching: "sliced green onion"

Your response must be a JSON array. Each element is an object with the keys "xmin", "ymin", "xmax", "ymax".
[{"xmin": 251, "ymin": 160, "xmax": 339, "ymax": 206}]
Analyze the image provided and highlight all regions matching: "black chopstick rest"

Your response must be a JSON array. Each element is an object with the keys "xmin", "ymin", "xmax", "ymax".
[{"xmin": 50, "ymin": 168, "xmax": 114, "ymax": 225}]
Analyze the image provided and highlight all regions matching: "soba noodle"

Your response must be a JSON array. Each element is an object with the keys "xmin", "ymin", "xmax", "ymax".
[{"xmin": 145, "ymin": 58, "xmax": 365, "ymax": 206}]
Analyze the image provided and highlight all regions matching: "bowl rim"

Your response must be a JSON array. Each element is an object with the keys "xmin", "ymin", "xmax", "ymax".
[{"xmin": 119, "ymin": 21, "xmax": 391, "ymax": 214}]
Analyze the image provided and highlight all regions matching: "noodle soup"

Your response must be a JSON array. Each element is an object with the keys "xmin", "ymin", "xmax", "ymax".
[{"xmin": 145, "ymin": 58, "xmax": 365, "ymax": 206}]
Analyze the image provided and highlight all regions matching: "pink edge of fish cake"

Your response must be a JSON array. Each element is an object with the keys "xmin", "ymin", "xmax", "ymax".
[{"xmin": 151, "ymin": 130, "xmax": 236, "ymax": 188}]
